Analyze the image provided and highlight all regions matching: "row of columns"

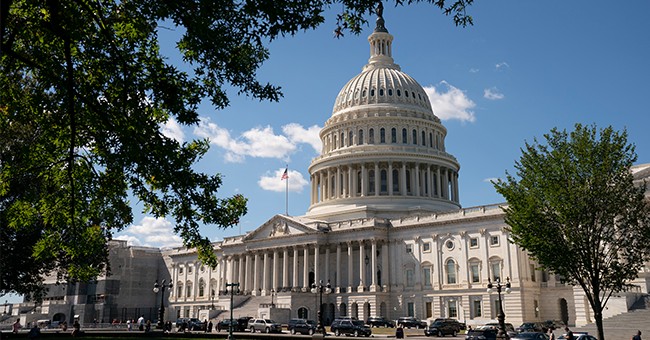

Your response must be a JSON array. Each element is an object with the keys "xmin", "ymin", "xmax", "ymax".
[
  {"xmin": 214, "ymin": 240, "xmax": 389, "ymax": 296},
  {"xmin": 322, "ymin": 126, "xmax": 446, "ymax": 154},
  {"xmin": 310, "ymin": 162, "xmax": 459, "ymax": 204}
]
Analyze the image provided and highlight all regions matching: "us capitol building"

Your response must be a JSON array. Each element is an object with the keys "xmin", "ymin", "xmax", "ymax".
[{"xmin": 15, "ymin": 10, "xmax": 650, "ymax": 329}]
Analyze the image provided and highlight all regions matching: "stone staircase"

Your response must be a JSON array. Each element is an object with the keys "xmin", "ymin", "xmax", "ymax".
[
  {"xmin": 214, "ymin": 295, "xmax": 271, "ymax": 321},
  {"xmin": 573, "ymin": 295, "xmax": 650, "ymax": 340}
]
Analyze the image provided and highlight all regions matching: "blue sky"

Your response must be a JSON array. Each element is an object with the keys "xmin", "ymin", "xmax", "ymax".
[
  {"xmin": 116, "ymin": 1, "xmax": 650, "ymax": 251},
  {"xmin": 4, "ymin": 0, "xmax": 649, "ymax": 305}
]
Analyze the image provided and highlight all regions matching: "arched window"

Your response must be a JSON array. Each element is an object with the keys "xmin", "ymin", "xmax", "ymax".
[
  {"xmin": 380, "ymin": 128, "xmax": 386, "ymax": 143},
  {"xmin": 405, "ymin": 91, "xmax": 409, "ymax": 97},
  {"xmin": 176, "ymin": 283, "xmax": 183, "ymax": 297},
  {"xmin": 379, "ymin": 89, "xmax": 384, "ymax": 96},
  {"xmin": 391, "ymin": 128, "xmax": 397, "ymax": 143},
  {"xmin": 392, "ymin": 169, "xmax": 399, "ymax": 193},
  {"xmin": 380, "ymin": 170, "xmax": 387, "ymax": 193},
  {"xmin": 388, "ymin": 89, "xmax": 393, "ymax": 96},
  {"xmin": 339, "ymin": 303, "xmax": 347, "ymax": 317},
  {"xmin": 359, "ymin": 129, "xmax": 364, "ymax": 145},
  {"xmin": 446, "ymin": 259, "xmax": 457, "ymax": 284},
  {"xmin": 429, "ymin": 133, "xmax": 433, "ymax": 148},
  {"xmin": 341, "ymin": 132, "xmax": 345, "ymax": 147},
  {"xmin": 368, "ymin": 170, "xmax": 375, "ymax": 194},
  {"xmin": 421, "ymin": 131, "xmax": 426, "ymax": 145},
  {"xmin": 406, "ymin": 170, "xmax": 411, "ymax": 194},
  {"xmin": 371, "ymin": 88, "xmax": 375, "ymax": 97},
  {"xmin": 298, "ymin": 307, "xmax": 309, "ymax": 319},
  {"xmin": 330, "ymin": 175, "xmax": 336, "ymax": 197},
  {"xmin": 348, "ymin": 131, "xmax": 353, "ymax": 147},
  {"xmin": 412, "ymin": 129, "xmax": 417, "ymax": 145},
  {"xmin": 198, "ymin": 279, "xmax": 205, "ymax": 297},
  {"xmin": 333, "ymin": 135, "xmax": 337, "ymax": 149},
  {"xmin": 357, "ymin": 171, "xmax": 362, "ymax": 195},
  {"xmin": 402, "ymin": 129, "xmax": 407, "ymax": 144},
  {"xmin": 369, "ymin": 128, "xmax": 374, "ymax": 144},
  {"xmin": 397, "ymin": 89, "xmax": 401, "ymax": 96},
  {"xmin": 186, "ymin": 281, "xmax": 193, "ymax": 297}
]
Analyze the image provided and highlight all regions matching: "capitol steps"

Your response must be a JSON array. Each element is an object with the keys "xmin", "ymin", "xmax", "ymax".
[{"xmin": 572, "ymin": 296, "xmax": 650, "ymax": 340}]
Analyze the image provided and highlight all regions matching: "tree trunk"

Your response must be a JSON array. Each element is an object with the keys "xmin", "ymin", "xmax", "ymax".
[{"xmin": 593, "ymin": 307, "xmax": 605, "ymax": 340}]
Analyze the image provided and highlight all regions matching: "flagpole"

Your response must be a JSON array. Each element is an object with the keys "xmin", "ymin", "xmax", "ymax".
[{"xmin": 285, "ymin": 165, "xmax": 289, "ymax": 216}]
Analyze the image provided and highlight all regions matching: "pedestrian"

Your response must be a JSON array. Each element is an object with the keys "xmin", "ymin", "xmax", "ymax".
[
  {"xmin": 633, "ymin": 330, "xmax": 642, "ymax": 340},
  {"xmin": 564, "ymin": 327, "xmax": 574, "ymax": 340},
  {"xmin": 12, "ymin": 319, "xmax": 22, "ymax": 333},
  {"xmin": 28, "ymin": 323, "xmax": 41, "ymax": 339},
  {"xmin": 548, "ymin": 327, "xmax": 556, "ymax": 340},
  {"xmin": 395, "ymin": 324, "xmax": 404, "ymax": 339},
  {"xmin": 207, "ymin": 320, "xmax": 213, "ymax": 333},
  {"xmin": 137, "ymin": 314, "xmax": 145, "ymax": 331},
  {"xmin": 126, "ymin": 319, "xmax": 132, "ymax": 331},
  {"xmin": 72, "ymin": 320, "xmax": 81, "ymax": 337},
  {"xmin": 203, "ymin": 319, "xmax": 208, "ymax": 332},
  {"xmin": 145, "ymin": 320, "xmax": 151, "ymax": 332}
]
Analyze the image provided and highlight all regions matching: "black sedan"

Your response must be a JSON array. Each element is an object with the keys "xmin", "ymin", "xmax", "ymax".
[
  {"xmin": 291, "ymin": 320, "xmax": 317, "ymax": 335},
  {"xmin": 511, "ymin": 332, "xmax": 550, "ymax": 340},
  {"xmin": 216, "ymin": 319, "xmax": 238, "ymax": 332}
]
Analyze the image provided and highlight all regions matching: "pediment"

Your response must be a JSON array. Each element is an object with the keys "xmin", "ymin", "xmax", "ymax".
[{"xmin": 242, "ymin": 215, "xmax": 319, "ymax": 241}]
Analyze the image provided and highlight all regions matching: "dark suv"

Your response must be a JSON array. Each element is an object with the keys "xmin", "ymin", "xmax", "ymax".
[
  {"xmin": 425, "ymin": 320, "xmax": 459, "ymax": 337},
  {"xmin": 466, "ymin": 328, "xmax": 498, "ymax": 340},
  {"xmin": 291, "ymin": 319, "xmax": 317, "ymax": 335},
  {"xmin": 330, "ymin": 318, "xmax": 371, "ymax": 337},
  {"xmin": 397, "ymin": 317, "xmax": 427, "ymax": 329},
  {"xmin": 367, "ymin": 316, "xmax": 395, "ymax": 328}
]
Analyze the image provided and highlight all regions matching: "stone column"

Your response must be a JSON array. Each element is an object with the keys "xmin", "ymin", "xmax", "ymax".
[
  {"xmin": 374, "ymin": 162, "xmax": 380, "ymax": 195},
  {"xmin": 358, "ymin": 241, "xmax": 366, "ymax": 292},
  {"xmin": 253, "ymin": 252, "xmax": 260, "ymax": 295},
  {"xmin": 336, "ymin": 166, "xmax": 341, "ymax": 199},
  {"xmin": 436, "ymin": 167, "xmax": 442, "ymax": 198},
  {"xmin": 360, "ymin": 163, "xmax": 366, "ymax": 197},
  {"xmin": 348, "ymin": 166, "xmax": 355, "ymax": 198},
  {"xmin": 370, "ymin": 240, "xmax": 378, "ymax": 292},
  {"xmin": 245, "ymin": 253, "xmax": 252, "ymax": 293},
  {"xmin": 293, "ymin": 247, "xmax": 299, "ymax": 290},
  {"xmin": 303, "ymin": 246, "xmax": 310, "ymax": 291},
  {"xmin": 414, "ymin": 163, "xmax": 420, "ymax": 196},
  {"xmin": 381, "ymin": 242, "xmax": 389, "ymax": 292},
  {"xmin": 347, "ymin": 241, "xmax": 354, "ymax": 293},
  {"xmin": 336, "ymin": 243, "xmax": 342, "ymax": 293},
  {"xmin": 314, "ymin": 244, "xmax": 320, "ymax": 287},
  {"xmin": 273, "ymin": 249, "xmax": 279, "ymax": 291},
  {"xmin": 319, "ymin": 172, "xmax": 324, "ymax": 202},
  {"xmin": 283, "ymin": 248, "xmax": 289, "ymax": 291},
  {"xmin": 325, "ymin": 246, "xmax": 331, "ymax": 284},
  {"xmin": 238, "ymin": 255, "xmax": 245, "ymax": 288},
  {"xmin": 401, "ymin": 163, "xmax": 407, "ymax": 196},
  {"xmin": 263, "ymin": 251, "xmax": 269, "ymax": 295}
]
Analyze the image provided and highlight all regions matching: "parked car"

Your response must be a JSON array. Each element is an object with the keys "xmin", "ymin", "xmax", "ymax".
[
  {"xmin": 247, "ymin": 318, "xmax": 282, "ymax": 333},
  {"xmin": 466, "ymin": 328, "xmax": 498, "ymax": 340},
  {"xmin": 434, "ymin": 318, "xmax": 465, "ymax": 331},
  {"xmin": 235, "ymin": 317, "xmax": 253, "ymax": 331},
  {"xmin": 483, "ymin": 322, "xmax": 517, "ymax": 338},
  {"xmin": 397, "ymin": 316, "xmax": 427, "ymax": 329},
  {"xmin": 330, "ymin": 318, "xmax": 372, "ymax": 337},
  {"xmin": 175, "ymin": 318, "xmax": 205, "ymax": 331},
  {"xmin": 516, "ymin": 322, "xmax": 546, "ymax": 333},
  {"xmin": 558, "ymin": 332, "xmax": 596, "ymax": 340},
  {"xmin": 367, "ymin": 316, "xmax": 395, "ymax": 328},
  {"xmin": 511, "ymin": 332, "xmax": 550, "ymax": 340},
  {"xmin": 216, "ymin": 319, "xmax": 236, "ymax": 332},
  {"xmin": 291, "ymin": 319, "xmax": 317, "ymax": 335},
  {"xmin": 424, "ymin": 320, "xmax": 459, "ymax": 337}
]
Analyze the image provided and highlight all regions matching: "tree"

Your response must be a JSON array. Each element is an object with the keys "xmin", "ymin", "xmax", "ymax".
[
  {"xmin": 493, "ymin": 124, "xmax": 650, "ymax": 340},
  {"xmin": 0, "ymin": 0, "xmax": 474, "ymax": 298}
]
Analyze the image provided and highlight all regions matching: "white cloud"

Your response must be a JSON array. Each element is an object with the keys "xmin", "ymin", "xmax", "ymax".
[
  {"xmin": 160, "ymin": 118, "xmax": 185, "ymax": 143},
  {"xmin": 484, "ymin": 87, "xmax": 505, "ymax": 100},
  {"xmin": 483, "ymin": 177, "xmax": 500, "ymax": 183},
  {"xmin": 194, "ymin": 117, "xmax": 322, "ymax": 162},
  {"xmin": 282, "ymin": 123, "xmax": 322, "ymax": 153},
  {"xmin": 114, "ymin": 216, "xmax": 183, "ymax": 248},
  {"xmin": 496, "ymin": 62, "xmax": 510, "ymax": 70},
  {"xmin": 423, "ymin": 81, "xmax": 476, "ymax": 123},
  {"xmin": 469, "ymin": 68, "xmax": 480, "ymax": 73},
  {"xmin": 258, "ymin": 168, "xmax": 309, "ymax": 193}
]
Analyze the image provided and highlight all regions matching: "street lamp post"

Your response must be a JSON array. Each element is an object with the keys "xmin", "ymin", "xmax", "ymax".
[
  {"xmin": 487, "ymin": 277, "xmax": 511, "ymax": 340},
  {"xmin": 226, "ymin": 282, "xmax": 240, "ymax": 340},
  {"xmin": 153, "ymin": 279, "xmax": 173, "ymax": 329},
  {"xmin": 211, "ymin": 289, "xmax": 215, "ymax": 310},
  {"xmin": 271, "ymin": 288, "xmax": 276, "ymax": 308},
  {"xmin": 311, "ymin": 280, "xmax": 332, "ymax": 336}
]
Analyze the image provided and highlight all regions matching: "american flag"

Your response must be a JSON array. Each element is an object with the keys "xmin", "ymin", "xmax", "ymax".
[{"xmin": 281, "ymin": 168, "xmax": 289, "ymax": 180}]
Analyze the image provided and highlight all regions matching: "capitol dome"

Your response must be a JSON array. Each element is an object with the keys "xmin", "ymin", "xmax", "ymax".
[{"xmin": 306, "ymin": 11, "xmax": 461, "ymax": 221}]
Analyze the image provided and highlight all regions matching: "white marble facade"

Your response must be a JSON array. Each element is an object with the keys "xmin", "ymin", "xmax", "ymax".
[{"xmin": 162, "ymin": 14, "xmax": 650, "ymax": 327}]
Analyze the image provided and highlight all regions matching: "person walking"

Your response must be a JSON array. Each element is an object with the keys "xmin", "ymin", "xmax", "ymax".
[
  {"xmin": 633, "ymin": 330, "xmax": 642, "ymax": 340},
  {"xmin": 564, "ymin": 327, "xmax": 574, "ymax": 340},
  {"xmin": 137, "ymin": 315, "xmax": 145, "ymax": 331},
  {"xmin": 548, "ymin": 327, "xmax": 556, "ymax": 340},
  {"xmin": 12, "ymin": 319, "xmax": 22, "ymax": 333}
]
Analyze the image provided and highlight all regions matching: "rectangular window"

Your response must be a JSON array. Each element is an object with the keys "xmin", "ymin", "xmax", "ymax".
[
  {"xmin": 423, "ymin": 242, "xmax": 431, "ymax": 252},
  {"xmin": 472, "ymin": 299, "xmax": 482, "ymax": 317},
  {"xmin": 423, "ymin": 268, "xmax": 432, "ymax": 286},
  {"xmin": 491, "ymin": 262, "xmax": 501, "ymax": 281},
  {"xmin": 530, "ymin": 264, "xmax": 536, "ymax": 282},
  {"xmin": 406, "ymin": 244, "xmax": 413, "ymax": 253},
  {"xmin": 470, "ymin": 237, "xmax": 479, "ymax": 248},
  {"xmin": 470, "ymin": 263, "xmax": 480, "ymax": 283},
  {"xmin": 490, "ymin": 235, "xmax": 500, "ymax": 246},
  {"xmin": 406, "ymin": 269, "xmax": 415, "ymax": 287},
  {"xmin": 425, "ymin": 302, "xmax": 433, "ymax": 319},
  {"xmin": 407, "ymin": 302, "xmax": 415, "ymax": 317},
  {"xmin": 448, "ymin": 300, "xmax": 458, "ymax": 318}
]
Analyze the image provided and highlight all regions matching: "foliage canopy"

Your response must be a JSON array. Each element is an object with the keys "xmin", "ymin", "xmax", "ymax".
[
  {"xmin": 0, "ymin": 0, "xmax": 473, "ymax": 299},
  {"xmin": 494, "ymin": 124, "xmax": 650, "ymax": 340}
]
